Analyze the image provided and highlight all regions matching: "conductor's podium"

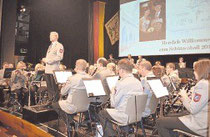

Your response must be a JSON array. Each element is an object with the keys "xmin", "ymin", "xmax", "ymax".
[{"xmin": 23, "ymin": 105, "xmax": 58, "ymax": 124}]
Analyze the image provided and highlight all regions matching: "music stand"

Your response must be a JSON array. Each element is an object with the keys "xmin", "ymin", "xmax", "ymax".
[
  {"xmin": 53, "ymin": 70, "xmax": 73, "ymax": 84},
  {"xmin": 147, "ymin": 77, "xmax": 169, "ymax": 98},
  {"xmin": 3, "ymin": 68, "xmax": 15, "ymax": 78},
  {"xmin": 82, "ymin": 78, "xmax": 106, "ymax": 98}
]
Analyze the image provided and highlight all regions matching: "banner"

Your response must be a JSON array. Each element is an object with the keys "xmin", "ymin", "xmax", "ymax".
[
  {"xmin": 93, "ymin": 1, "xmax": 105, "ymax": 62},
  {"xmin": 105, "ymin": 11, "xmax": 119, "ymax": 45}
]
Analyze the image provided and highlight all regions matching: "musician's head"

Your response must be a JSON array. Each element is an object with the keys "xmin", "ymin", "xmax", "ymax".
[
  {"xmin": 152, "ymin": 65, "xmax": 165, "ymax": 78},
  {"xmin": 2, "ymin": 62, "xmax": 9, "ymax": 69},
  {"xmin": 50, "ymin": 31, "xmax": 59, "ymax": 42},
  {"xmin": 107, "ymin": 62, "xmax": 116, "ymax": 73},
  {"xmin": 75, "ymin": 59, "xmax": 87, "ymax": 72},
  {"xmin": 193, "ymin": 59, "xmax": 210, "ymax": 81},
  {"xmin": 16, "ymin": 61, "xmax": 26, "ymax": 70},
  {"xmin": 97, "ymin": 57, "xmax": 108, "ymax": 68},
  {"xmin": 166, "ymin": 63, "xmax": 175, "ymax": 75},
  {"xmin": 138, "ymin": 60, "xmax": 152, "ymax": 77},
  {"xmin": 117, "ymin": 59, "xmax": 133, "ymax": 77},
  {"xmin": 179, "ymin": 57, "xmax": 184, "ymax": 63}
]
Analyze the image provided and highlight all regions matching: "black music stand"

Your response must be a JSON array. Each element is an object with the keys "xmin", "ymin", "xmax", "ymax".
[{"xmin": 3, "ymin": 68, "xmax": 15, "ymax": 78}]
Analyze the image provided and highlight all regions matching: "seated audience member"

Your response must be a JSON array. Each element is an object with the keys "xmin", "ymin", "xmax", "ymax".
[
  {"xmin": 99, "ymin": 59, "xmax": 143, "ymax": 136},
  {"xmin": 93, "ymin": 57, "xmax": 115, "ymax": 95},
  {"xmin": 52, "ymin": 59, "xmax": 90, "ymax": 124},
  {"xmin": 138, "ymin": 60, "xmax": 156, "ymax": 117},
  {"xmin": 127, "ymin": 54, "xmax": 135, "ymax": 64},
  {"xmin": 156, "ymin": 59, "xmax": 210, "ymax": 137},
  {"xmin": 10, "ymin": 61, "xmax": 28, "ymax": 106},
  {"xmin": 178, "ymin": 57, "xmax": 186, "ymax": 68},
  {"xmin": 162, "ymin": 63, "xmax": 181, "ymax": 90}
]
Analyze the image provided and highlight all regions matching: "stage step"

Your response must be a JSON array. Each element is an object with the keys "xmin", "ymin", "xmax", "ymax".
[{"xmin": 23, "ymin": 105, "xmax": 58, "ymax": 124}]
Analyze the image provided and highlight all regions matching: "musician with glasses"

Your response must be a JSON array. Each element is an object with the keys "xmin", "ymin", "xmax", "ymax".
[
  {"xmin": 98, "ymin": 59, "xmax": 143, "ymax": 137},
  {"xmin": 156, "ymin": 59, "xmax": 210, "ymax": 137}
]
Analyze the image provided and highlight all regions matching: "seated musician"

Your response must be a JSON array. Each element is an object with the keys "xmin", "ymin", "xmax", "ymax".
[
  {"xmin": 99, "ymin": 59, "xmax": 143, "ymax": 137},
  {"xmin": 156, "ymin": 59, "xmax": 210, "ymax": 137},
  {"xmin": 93, "ymin": 57, "xmax": 115, "ymax": 99},
  {"xmin": 106, "ymin": 62, "xmax": 116, "ymax": 75},
  {"xmin": 10, "ymin": 61, "xmax": 28, "ymax": 106},
  {"xmin": 137, "ymin": 60, "xmax": 156, "ymax": 117},
  {"xmin": 51, "ymin": 59, "xmax": 90, "ymax": 124},
  {"xmin": 178, "ymin": 57, "xmax": 186, "ymax": 68},
  {"xmin": 162, "ymin": 62, "xmax": 181, "ymax": 91},
  {"xmin": 0, "ymin": 62, "xmax": 10, "ymax": 105}
]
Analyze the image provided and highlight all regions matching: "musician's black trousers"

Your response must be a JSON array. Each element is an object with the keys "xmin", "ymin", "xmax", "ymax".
[
  {"xmin": 98, "ymin": 110, "xmax": 117, "ymax": 137},
  {"xmin": 156, "ymin": 117, "xmax": 200, "ymax": 137},
  {"xmin": 0, "ymin": 87, "xmax": 4, "ymax": 104},
  {"xmin": 44, "ymin": 74, "xmax": 59, "ymax": 103},
  {"xmin": 51, "ymin": 102, "xmax": 73, "ymax": 124}
]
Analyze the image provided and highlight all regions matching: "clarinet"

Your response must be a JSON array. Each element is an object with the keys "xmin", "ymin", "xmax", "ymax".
[
  {"xmin": 171, "ymin": 79, "xmax": 196, "ymax": 104},
  {"xmin": 91, "ymin": 67, "xmax": 98, "ymax": 76}
]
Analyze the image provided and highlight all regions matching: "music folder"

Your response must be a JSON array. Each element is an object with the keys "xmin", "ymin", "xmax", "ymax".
[
  {"xmin": 3, "ymin": 68, "xmax": 15, "ymax": 78},
  {"xmin": 106, "ymin": 75, "xmax": 119, "ymax": 91},
  {"xmin": 82, "ymin": 78, "xmax": 106, "ymax": 97},
  {"xmin": 147, "ymin": 77, "xmax": 169, "ymax": 98},
  {"xmin": 53, "ymin": 70, "xmax": 72, "ymax": 84}
]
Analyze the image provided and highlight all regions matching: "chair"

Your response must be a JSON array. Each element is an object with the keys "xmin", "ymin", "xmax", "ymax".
[
  {"xmin": 109, "ymin": 94, "xmax": 148, "ymax": 137},
  {"xmin": 143, "ymin": 93, "xmax": 159, "ymax": 135},
  {"xmin": 65, "ymin": 90, "xmax": 91, "ymax": 137},
  {"xmin": 148, "ymin": 93, "xmax": 159, "ymax": 115}
]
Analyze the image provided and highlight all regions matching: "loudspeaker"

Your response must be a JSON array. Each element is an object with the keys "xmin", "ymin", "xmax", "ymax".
[{"xmin": 23, "ymin": 105, "xmax": 58, "ymax": 124}]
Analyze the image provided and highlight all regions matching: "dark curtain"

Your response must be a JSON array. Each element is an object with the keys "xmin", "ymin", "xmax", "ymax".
[
  {"xmin": 28, "ymin": 0, "xmax": 89, "ymax": 69},
  {"xmin": 88, "ymin": 1, "xmax": 94, "ymax": 65}
]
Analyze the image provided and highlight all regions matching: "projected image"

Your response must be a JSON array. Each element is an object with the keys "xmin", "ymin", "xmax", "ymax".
[
  {"xmin": 139, "ymin": 0, "xmax": 166, "ymax": 41},
  {"xmin": 120, "ymin": 0, "xmax": 210, "ymax": 56}
]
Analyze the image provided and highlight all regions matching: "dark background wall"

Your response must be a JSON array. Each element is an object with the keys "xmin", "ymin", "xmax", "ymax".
[
  {"xmin": 0, "ymin": 0, "xmax": 16, "ymax": 66},
  {"xmin": 104, "ymin": 0, "xmax": 119, "ymax": 59},
  {"xmin": 28, "ymin": 0, "xmax": 89, "ymax": 68}
]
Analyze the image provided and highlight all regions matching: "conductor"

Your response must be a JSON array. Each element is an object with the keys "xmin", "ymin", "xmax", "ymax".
[{"xmin": 42, "ymin": 31, "xmax": 64, "ymax": 104}]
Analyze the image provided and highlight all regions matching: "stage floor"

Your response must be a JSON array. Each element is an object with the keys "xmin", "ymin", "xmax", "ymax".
[{"xmin": 0, "ymin": 107, "xmax": 156, "ymax": 137}]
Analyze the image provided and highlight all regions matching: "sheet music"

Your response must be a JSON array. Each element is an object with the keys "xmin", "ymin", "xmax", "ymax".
[
  {"xmin": 106, "ymin": 76, "xmax": 119, "ymax": 90},
  {"xmin": 83, "ymin": 79, "xmax": 106, "ymax": 97},
  {"xmin": 147, "ymin": 79, "xmax": 169, "ymax": 98},
  {"xmin": 54, "ymin": 71, "xmax": 72, "ymax": 84}
]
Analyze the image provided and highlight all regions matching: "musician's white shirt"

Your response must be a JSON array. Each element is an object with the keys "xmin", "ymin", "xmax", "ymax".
[{"xmin": 179, "ymin": 79, "xmax": 209, "ymax": 136}]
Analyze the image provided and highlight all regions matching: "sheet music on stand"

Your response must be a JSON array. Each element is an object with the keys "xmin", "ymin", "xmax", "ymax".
[
  {"xmin": 83, "ymin": 78, "xmax": 106, "ymax": 97},
  {"xmin": 106, "ymin": 75, "xmax": 119, "ymax": 91},
  {"xmin": 147, "ymin": 78, "xmax": 169, "ymax": 98},
  {"xmin": 53, "ymin": 70, "xmax": 72, "ymax": 84}
]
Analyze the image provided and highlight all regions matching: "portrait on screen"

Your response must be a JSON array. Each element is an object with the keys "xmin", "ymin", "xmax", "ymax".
[{"xmin": 139, "ymin": 0, "xmax": 166, "ymax": 42}]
